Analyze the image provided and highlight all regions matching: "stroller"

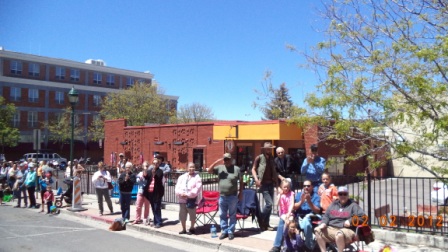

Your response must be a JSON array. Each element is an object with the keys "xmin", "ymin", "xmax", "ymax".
[{"xmin": 54, "ymin": 178, "xmax": 73, "ymax": 208}]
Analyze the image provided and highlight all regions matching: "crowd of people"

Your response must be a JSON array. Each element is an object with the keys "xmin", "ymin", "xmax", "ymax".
[
  {"xmin": 1, "ymin": 143, "xmax": 366, "ymax": 251},
  {"xmin": 0, "ymin": 159, "xmax": 61, "ymax": 214}
]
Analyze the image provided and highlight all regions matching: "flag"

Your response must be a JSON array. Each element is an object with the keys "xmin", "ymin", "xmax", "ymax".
[
  {"xmin": 110, "ymin": 152, "xmax": 114, "ymax": 166},
  {"xmin": 140, "ymin": 152, "xmax": 144, "ymax": 165}
]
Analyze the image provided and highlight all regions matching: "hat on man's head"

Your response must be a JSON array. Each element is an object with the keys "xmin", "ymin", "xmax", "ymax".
[
  {"xmin": 338, "ymin": 186, "xmax": 348, "ymax": 193},
  {"xmin": 73, "ymin": 159, "xmax": 79, "ymax": 162},
  {"xmin": 261, "ymin": 142, "xmax": 276, "ymax": 149},
  {"xmin": 28, "ymin": 162, "xmax": 35, "ymax": 168},
  {"xmin": 310, "ymin": 144, "xmax": 318, "ymax": 152},
  {"xmin": 119, "ymin": 153, "xmax": 124, "ymax": 157},
  {"xmin": 223, "ymin": 153, "xmax": 232, "ymax": 159},
  {"xmin": 125, "ymin": 162, "xmax": 133, "ymax": 168}
]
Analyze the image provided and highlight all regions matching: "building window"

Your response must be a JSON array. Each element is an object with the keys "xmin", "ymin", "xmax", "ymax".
[
  {"xmin": 106, "ymin": 74, "xmax": 115, "ymax": 86},
  {"xmin": 70, "ymin": 69, "xmax": 80, "ymax": 82},
  {"xmin": 10, "ymin": 87, "xmax": 21, "ymax": 101},
  {"xmin": 56, "ymin": 67, "xmax": 65, "ymax": 80},
  {"xmin": 93, "ymin": 72, "xmax": 102, "ymax": 84},
  {"xmin": 28, "ymin": 111, "xmax": 38, "ymax": 127},
  {"xmin": 327, "ymin": 156, "xmax": 345, "ymax": 175},
  {"xmin": 10, "ymin": 60, "xmax": 22, "ymax": 75},
  {"xmin": 12, "ymin": 111, "xmax": 20, "ymax": 127},
  {"xmin": 93, "ymin": 95, "xmax": 101, "ymax": 107},
  {"xmin": 29, "ymin": 63, "xmax": 40, "ymax": 77},
  {"xmin": 55, "ymin": 91, "xmax": 64, "ymax": 104},
  {"xmin": 28, "ymin": 89, "xmax": 39, "ymax": 103},
  {"xmin": 126, "ymin": 77, "xmax": 134, "ymax": 87}
]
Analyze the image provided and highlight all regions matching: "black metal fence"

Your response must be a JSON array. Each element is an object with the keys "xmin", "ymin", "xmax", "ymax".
[{"xmin": 58, "ymin": 166, "xmax": 448, "ymax": 236}]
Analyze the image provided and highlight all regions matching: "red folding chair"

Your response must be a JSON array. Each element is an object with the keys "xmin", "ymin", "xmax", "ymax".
[{"xmin": 195, "ymin": 191, "xmax": 219, "ymax": 227}]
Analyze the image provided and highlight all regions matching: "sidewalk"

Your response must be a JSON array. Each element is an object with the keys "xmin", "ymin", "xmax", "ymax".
[{"xmin": 59, "ymin": 195, "xmax": 448, "ymax": 252}]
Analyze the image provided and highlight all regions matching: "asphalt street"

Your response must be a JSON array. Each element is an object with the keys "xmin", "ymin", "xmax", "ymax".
[{"xmin": 0, "ymin": 205, "xmax": 215, "ymax": 252}]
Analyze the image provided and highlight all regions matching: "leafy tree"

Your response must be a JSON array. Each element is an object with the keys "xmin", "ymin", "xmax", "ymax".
[
  {"xmin": 88, "ymin": 115, "xmax": 104, "ymax": 142},
  {"xmin": 100, "ymin": 83, "xmax": 173, "ymax": 126},
  {"xmin": 291, "ymin": 0, "xmax": 448, "ymax": 178},
  {"xmin": 254, "ymin": 71, "xmax": 304, "ymax": 120},
  {"xmin": 0, "ymin": 97, "xmax": 20, "ymax": 153},
  {"xmin": 173, "ymin": 102, "xmax": 215, "ymax": 123},
  {"xmin": 44, "ymin": 107, "xmax": 83, "ymax": 151}
]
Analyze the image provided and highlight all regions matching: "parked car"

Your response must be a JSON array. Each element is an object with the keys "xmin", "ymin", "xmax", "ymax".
[
  {"xmin": 20, "ymin": 152, "xmax": 68, "ymax": 168},
  {"xmin": 431, "ymin": 181, "xmax": 448, "ymax": 205}
]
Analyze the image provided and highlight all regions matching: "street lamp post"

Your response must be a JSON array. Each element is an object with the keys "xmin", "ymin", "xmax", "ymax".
[{"xmin": 68, "ymin": 87, "xmax": 79, "ymax": 177}]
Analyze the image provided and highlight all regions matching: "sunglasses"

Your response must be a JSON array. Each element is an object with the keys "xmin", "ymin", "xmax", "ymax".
[
  {"xmin": 338, "ymin": 193, "xmax": 348, "ymax": 196},
  {"xmin": 303, "ymin": 185, "xmax": 311, "ymax": 188}
]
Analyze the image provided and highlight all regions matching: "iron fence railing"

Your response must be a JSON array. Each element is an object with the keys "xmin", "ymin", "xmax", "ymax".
[{"xmin": 57, "ymin": 166, "xmax": 448, "ymax": 236}]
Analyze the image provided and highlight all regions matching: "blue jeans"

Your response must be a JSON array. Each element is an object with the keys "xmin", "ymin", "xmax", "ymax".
[
  {"xmin": 219, "ymin": 195, "xmax": 238, "ymax": 234},
  {"xmin": 259, "ymin": 184, "xmax": 274, "ymax": 226},
  {"xmin": 300, "ymin": 213, "xmax": 321, "ymax": 249},
  {"xmin": 120, "ymin": 193, "xmax": 131, "ymax": 220},
  {"xmin": 150, "ymin": 196, "xmax": 163, "ymax": 226},
  {"xmin": 273, "ymin": 218, "xmax": 285, "ymax": 247}
]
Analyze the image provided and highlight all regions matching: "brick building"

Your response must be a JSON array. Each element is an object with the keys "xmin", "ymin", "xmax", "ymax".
[
  {"xmin": 104, "ymin": 119, "xmax": 388, "ymax": 178},
  {"xmin": 0, "ymin": 48, "xmax": 178, "ymax": 161}
]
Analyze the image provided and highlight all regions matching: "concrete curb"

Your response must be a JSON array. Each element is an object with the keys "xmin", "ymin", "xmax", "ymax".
[
  {"xmin": 64, "ymin": 198, "xmax": 264, "ymax": 252},
  {"xmin": 373, "ymin": 229, "xmax": 448, "ymax": 250},
  {"xmin": 76, "ymin": 194, "xmax": 447, "ymax": 251}
]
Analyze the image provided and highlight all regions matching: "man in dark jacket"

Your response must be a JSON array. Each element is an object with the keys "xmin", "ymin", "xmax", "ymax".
[
  {"xmin": 314, "ymin": 186, "xmax": 366, "ymax": 252},
  {"xmin": 118, "ymin": 162, "xmax": 136, "ymax": 221},
  {"xmin": 252, "ymin": 142, "xmax": 278, "ymax": 231},
  {"xmin": 143, "ymin": 158, "xmax": 165, "ymax": 228},
  {"xmin": 274, "ymin": 147, "xmax": 295, "ymax": 188}
]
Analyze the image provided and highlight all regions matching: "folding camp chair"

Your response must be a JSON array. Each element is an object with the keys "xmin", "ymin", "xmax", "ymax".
[
  {"xmin": 195, "ymin": 190, "xmax": 219, "ymax": 227},
  {"xmin": 236, "ymin": 189, "xmax": 260, "ymax": 235}
]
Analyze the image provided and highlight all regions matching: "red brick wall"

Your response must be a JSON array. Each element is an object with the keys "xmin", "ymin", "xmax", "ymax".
[
  {"xmin": 103, "ymin": 120, "xmax": 225, "ymax": 169},
  {"xmin": 103, "ymin": 120, "xmax": 388, "ymax": 176}
]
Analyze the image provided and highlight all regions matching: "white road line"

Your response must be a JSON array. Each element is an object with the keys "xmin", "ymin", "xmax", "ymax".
[
  {"xmin": 0, "ymin": 228, "xmax": 96, "ymax": 240},
  {"xmin": 0, "ymin": 224, "xmax": 94, "ymax": 230}
]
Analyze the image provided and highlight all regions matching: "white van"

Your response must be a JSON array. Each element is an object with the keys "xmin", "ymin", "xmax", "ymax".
[{"xmin": 21, "ymin": 153, "xmax": 68, "ymax": 167}]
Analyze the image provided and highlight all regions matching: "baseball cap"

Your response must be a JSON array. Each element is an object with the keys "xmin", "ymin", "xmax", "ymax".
[
  {"xmin": 338, "ymin": 186, "xmax": 348, "ymax": 194},
  {"xmin": 223, "ymin": 153, "xmax": 232, "ymax": 159}
]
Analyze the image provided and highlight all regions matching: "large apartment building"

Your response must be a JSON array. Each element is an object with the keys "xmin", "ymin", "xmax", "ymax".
[{"xmin": 0, "ymin": 48, "xmax": 178, "ymax": 161}]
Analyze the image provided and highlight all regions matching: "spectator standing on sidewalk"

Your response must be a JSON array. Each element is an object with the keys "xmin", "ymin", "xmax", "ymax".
[
  {"xmin": 65, "ymin": 159, "xmax": 85, "ymax": 178},
  {"xmin": 118, "ymin": 162, "xmax": 136, "ymax": 221},
  {"xmin": 317, "ymin": 172, "xmax": 338, "ymax": 213},
  {"xmin": 251, "ymin": 142, "xmax": 278, "ymax": 231},
  {"xmin": 175, "ymin": 162, "xmax": 202, "ymax": 235},
  {"xmin": 275, "ymin": 146, "xmax": 295, "ymax": 192},
  {"xmin": 208, "ymin": 153, "xmax": 243, "ymax": 240},
  {"xmin": 133, "ymin": 161, "xmax": 150, "ymax": 225},
  {"xmin": 43, "ymin": 185, "xmax": 54, "ymax": 214},
  {"xmin": 38, "ymin": 171, "xmax": 54, "ymax": 213},
  {"xmin": 24, "ymin": 162, "xmax": 38, "ymax": 209},
  {"xmin": 117, "ymin": 153, "xmax": 126, "ymax": 175},
  {"xmin": 13, "ymin": 162, "xmax": 28, "ymax": 208},
  {"xmin": 92, "ymin": 161, "xmax": 114, "ymax": 216},
  {"xmin": 143, "ymin": 158, "xmax": 165, "ymax": 228},
  {"xmin": 7, "ymin": 162, "xmax": 17, "ymax": 191},
  {"xmin": 301, "ymin": 144, "xmax": 326, "ymax": 190}
]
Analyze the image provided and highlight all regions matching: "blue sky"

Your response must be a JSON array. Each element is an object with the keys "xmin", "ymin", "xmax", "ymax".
[{"xmin": 0, "ymin": 1, "xmax": 326, "ymax": 121}]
